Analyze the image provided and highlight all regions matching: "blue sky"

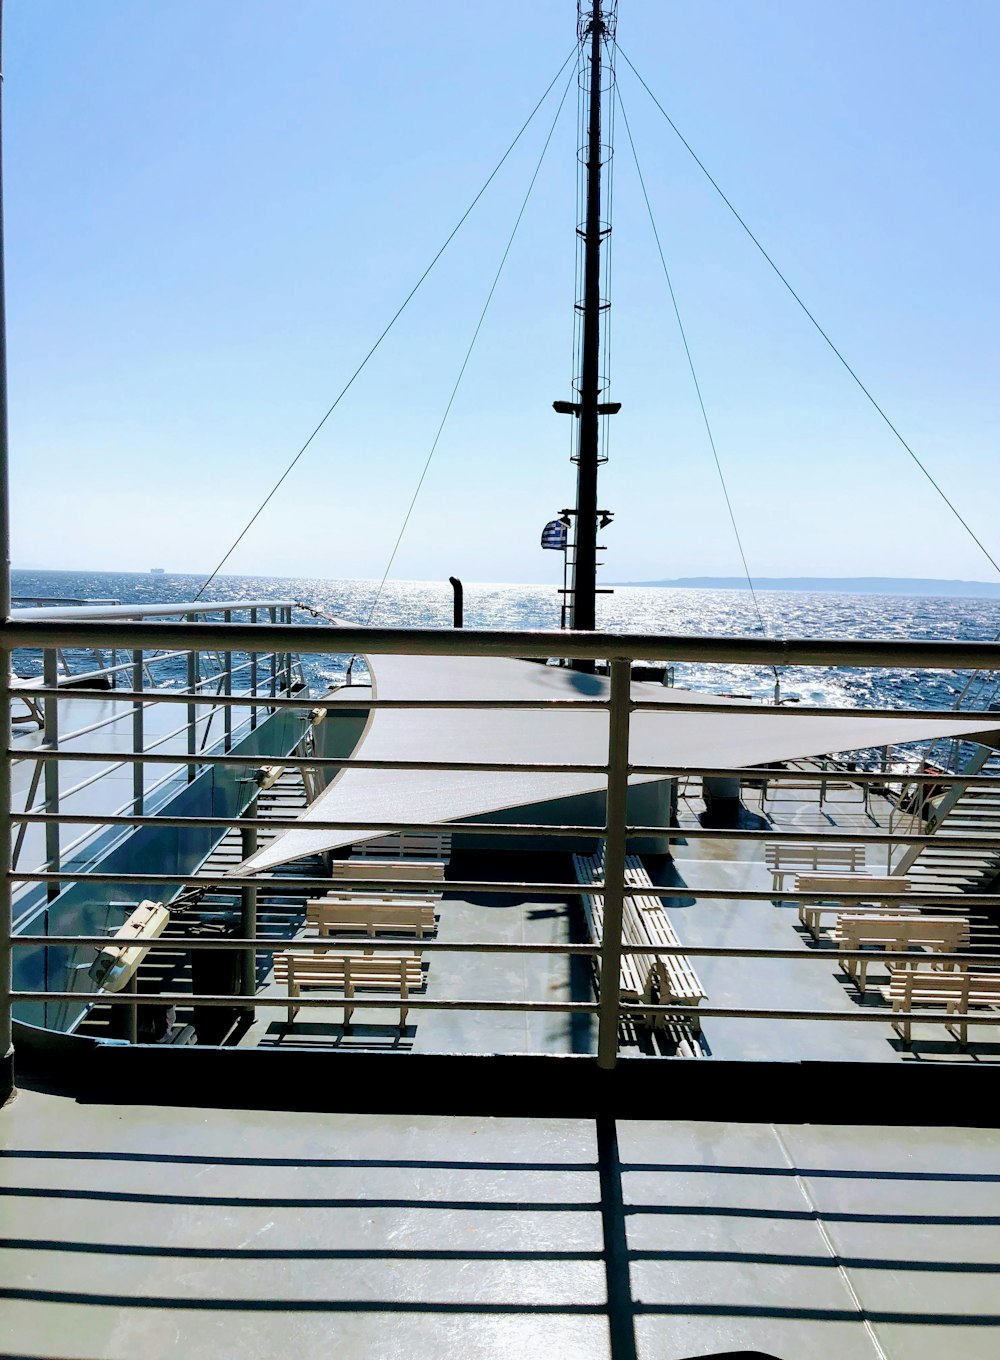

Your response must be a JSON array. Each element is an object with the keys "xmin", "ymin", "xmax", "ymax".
[{"xmin": 7, "ymin": 1, "xmax": 1000, "ymax": 585}]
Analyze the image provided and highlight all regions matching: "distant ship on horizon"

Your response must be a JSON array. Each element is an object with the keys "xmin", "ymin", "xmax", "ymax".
[{"xmin": 149, "ymin": 567, "xmax": 165, "ymax": 575}]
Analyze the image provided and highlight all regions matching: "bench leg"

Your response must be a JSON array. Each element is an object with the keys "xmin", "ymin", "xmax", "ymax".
[{"xmin": 287, "ymin": 981, "xmax": 299, "ymax": 1026}]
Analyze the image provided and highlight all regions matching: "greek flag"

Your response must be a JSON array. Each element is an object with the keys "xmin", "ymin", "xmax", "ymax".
[{"xmin": 541, "ymin": 519, "xmax": 568, "ymax": 550}]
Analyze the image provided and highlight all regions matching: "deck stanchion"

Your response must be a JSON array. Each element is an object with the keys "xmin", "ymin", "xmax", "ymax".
[
  {"xmin": 125, "ymin": 974, "xmax": 138, "ymax": 1045},
  {"xmin": 597, "ymin": 658, "xmax": 633, "ymax": 1069},
  {"xmin": 186, "ymin": 617, "xmax": 197, "ymax": 783},
  {"xmin": 223, "ymin": 610, "xmax": 232, "ymax": 751},
  {"xmin": 42, "ymin": 648, "xmax": 59, "ymax": 899},
  {"xmin": 0, "ymin": 661, "xmax": 12, "ymax": 1099},
  {"xmin": 250, "ymin": 606, "xmax": 258, "ymax": 730},
  {"xmin": 240, "ymin": 799, "xmax": 258, "ymax": 998},
  {"xmin": 132, "ymin": 648, "xmax": 143, "ymax": 814},
  {"xmin": 269, "ymin": 607, "xmax": 277, "ymax": 700}
]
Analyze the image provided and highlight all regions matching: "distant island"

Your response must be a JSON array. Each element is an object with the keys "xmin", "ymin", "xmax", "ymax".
[{"xmin": 613, "ymin": 576, "xmax": 1000, "ymax": 598}]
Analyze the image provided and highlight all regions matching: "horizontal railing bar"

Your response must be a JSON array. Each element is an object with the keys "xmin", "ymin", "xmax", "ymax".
[
  {"xmin": 8, "ymin": 619, "xmax": 1000, "ymax": 669},
  {"xmin": 10, "ymin": 870, "xmax": 993, "ymax": 904},
  {"xmin": 12, "ymin": 748, "xmax": 610, "ymax": 775},
  {"xmin": 623, "ymin": 1002, "xmax": 1000, "ymax": 1025},
  {"xmin": 11, "ymin": 990, "xmax": 998, "ymax": 1028},
  {"xmin": 13, "ymin": 935, "xmax": 1000, "ymax": 966},
  {"xmin": 10, "ymin": 599, "xmax": 298, "ymax": 622},
  {"xmin": 11, "ymin": 652, "xmax": 281, "ymax": 694},
  {"xmin": 15, "ymin": 746, "xmax": 1000, "ymax": 787},
  {"xmin": 12, "ymin": 810, "xmax": 1000, "ymax": 850},
  {"xmin": 14, "ymin": 936, "xmax": 597, "ymax": 954},
  {"xmin": 11, "ymin": 685, "xmax": 609, "ymax": 712},
  {"xmin": 16, "ymin": 682, "xmax": 1000, "ymax": 728},
  {"xmin": 11, "ymin": 990, "xmax": 598, "ymax": 1014},
  {"xmin": 24, "ymin": 649, "xmax": 196, "ymax": 684}
]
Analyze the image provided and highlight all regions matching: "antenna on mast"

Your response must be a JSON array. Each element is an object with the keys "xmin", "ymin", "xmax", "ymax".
[{"xmin": 552, "ymin": 2, "xmax": 619, "ymax": 665}]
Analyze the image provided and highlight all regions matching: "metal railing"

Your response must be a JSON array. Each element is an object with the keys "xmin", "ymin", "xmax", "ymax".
[
  {"xmin": 4, "ymin": 618, "xmax": 1000, "ymax": 1076},
  {"xmin": 8, "ymin": 602, "xmax": 307, "ymax": 892}
]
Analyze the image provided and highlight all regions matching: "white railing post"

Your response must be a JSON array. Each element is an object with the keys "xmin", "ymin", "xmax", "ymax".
[
  {"xmin": 132, "ymin": 648, "xmax": 144, "ymax": 814},
  {"xmin": 186, "ymin": 615, "xmax": 197, "ymax": 783},
  {"xmin": 596, "ymin": 658, "xmax": 633, "ymax": 1070},
  {"xmin": 42, "ymin": 647, "xmax": 59, "ymax": 899},
  {"xmin": 240, "ymin": 794, "xmax": 258, "ymax": 998},
  {"xmin": 223, "ymin": 610, "xmax": 232, "ymax": 751},
  {"xmin": 0, "ymin": 659, "xmax": 11, "ymax": 1099}
]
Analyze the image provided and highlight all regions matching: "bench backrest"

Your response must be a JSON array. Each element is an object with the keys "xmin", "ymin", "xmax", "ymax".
[
  {"xmin": 333, "ymin": 859, "xmax": 445, "ymax": 882},
  {"xmin": 306, "ymin": 900, "xmax": 434, "ymax": 926},
  {"xmin": 890, "ymin": 970, "xmax": 1000, "ymax": 1003},
  {"xmin": 274, "ymin": 952, "xmax": 422, "ymax": 981},
  {"xmin": 794, "ymin": 873, "xmax": 906, "ymax": 895},
  {"xmin": 352, "ymin": 833, "xmax": 452, "ymax": 859},
  {"xmin": 766, "ymin": 843, "xmax": 865, "ymax": 870},
  {"xmin": 838, "ymin": 914, "xmax": 968, "ymax": 947}
]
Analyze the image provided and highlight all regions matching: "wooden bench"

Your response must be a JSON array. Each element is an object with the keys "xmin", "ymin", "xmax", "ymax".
[
  {"xmin": 574, "ymin": 850, "xmax": 706, "ymax": 1032},
  {"xmin": 834, "ymin": 913, "xmax": 970, "ymax": 992},
  {"xmin": 794, "ymin": 873, "xmax": 912, "ymax": 940},
  {"xmin": 351, "ymin": 833, "xmax": 452, "ymax": 860},
  {"xmin": 333, "ymin": 858, "xmax": 446, "ymax": 885},
  {"xmin": 574, "ymin": 855, "xmax": 654, "ymax": 1016},
  {"xmin": 766, "ymin": 843, "xmax": 866, "ymax": 892},
  {"xmin": 882, "ymin": 968, "xmax": 1000, "ymax": 1045},
  {"xmin": 305, "ymin": 894, "xmax": 438, "ymax": 941},
  {"xmin": 273, "ymin": 950, "xmax": 424, "ymax": 1026}
]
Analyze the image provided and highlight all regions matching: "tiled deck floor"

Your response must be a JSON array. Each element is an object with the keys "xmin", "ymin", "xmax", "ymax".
[{"xmin": 3, "ymin": 1092, "xmax": 1000, "ymax": 1359}]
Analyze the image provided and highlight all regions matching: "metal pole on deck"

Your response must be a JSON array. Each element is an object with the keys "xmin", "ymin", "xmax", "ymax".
[
  {"xmin": 0, "ymin": 0, "xmax": 15, "ymax": 1102},
  {"xmin": 596, "ymin": 659, "xmax": 632, "ymax": 1068},
  {"xmin": 240, "ymin": 799, "xmax": 258, "ymax": 997}
]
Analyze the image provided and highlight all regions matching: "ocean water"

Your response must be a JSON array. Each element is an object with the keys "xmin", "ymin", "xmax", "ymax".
[{"xmin": 11, "ymin": 568, "xmax": 1000, "ymax": 713}]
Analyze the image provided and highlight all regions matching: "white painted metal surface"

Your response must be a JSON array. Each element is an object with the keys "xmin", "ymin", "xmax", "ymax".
[{"xmin": 239, "ymin": 653, "xmax": 1000, "ymax": 873}]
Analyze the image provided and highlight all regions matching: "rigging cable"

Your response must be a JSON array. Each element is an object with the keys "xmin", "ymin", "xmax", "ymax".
[
  {"xmin": 616, "ymin": 85, "xmax": 781, "ymax": 696},
  {"xmin": 618, "ymin": 45, "xmax": 1000, "ymax": 582},
  {"xmin": 365, "ymin": 54, "xmax": 580, "ymax": 626},
  {"xmin": 193, "ymin": 44, "xmax": 582, "ymax": 601}
]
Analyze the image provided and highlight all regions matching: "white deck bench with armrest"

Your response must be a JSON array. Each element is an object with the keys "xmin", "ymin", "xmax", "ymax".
[
  {"xmin": 766, "ymin": 843, "xmax": 866, "ymax": 893},
  {"xmin": 794, "ymin": 873, "xmax": 912, "ymax": 940},
  {"xmin": 333, "ymin": 858, "xmax": 446, "ymax": 884},
  {"xmin": 882, "ymin": 968, "xmax": 1000, "ymax": 1045},
  {"xmin": 273, "ymin": 950, "xmax": 424, "ymax": 1026},
  {"xmin": 574, "ymin": 850, "xmax": 706, "ymax": 1033},
  {"xmin": 305, "ymin": 894, "xmax": 438, "ymax": 941},
  {"xmin": 351, "ymin": 833, "xmax": 452, "ymax": 861},
  {"xmin": 833, "ymin": 913, "xmax": 970, "ymax": 992}
]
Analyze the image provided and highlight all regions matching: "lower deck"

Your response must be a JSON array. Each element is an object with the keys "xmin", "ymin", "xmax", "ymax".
[{"xmin": 217, "ymin": 767, "xmax": 1000, "ymax": 1063}]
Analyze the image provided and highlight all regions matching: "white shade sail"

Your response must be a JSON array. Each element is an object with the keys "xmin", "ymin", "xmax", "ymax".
[{"xmin": 236, "ymin": 653, "xmax": 999, "ymax": 875}]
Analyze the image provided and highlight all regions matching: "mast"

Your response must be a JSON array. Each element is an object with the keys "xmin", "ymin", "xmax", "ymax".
[{"xmin": 558, "ymin": 2, "xmax": 618, "ymax": 658}]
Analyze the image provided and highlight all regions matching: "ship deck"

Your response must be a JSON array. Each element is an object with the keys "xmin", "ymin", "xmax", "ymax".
[{"xmin": 3, "ymin": 1087, "xmax": 1000, "ymax": 1360}]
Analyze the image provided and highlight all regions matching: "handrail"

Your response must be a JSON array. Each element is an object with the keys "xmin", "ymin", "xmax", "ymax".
[{"xmin": 8, "ymin": 617, "xmax": 1000, "ymax": 667}]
